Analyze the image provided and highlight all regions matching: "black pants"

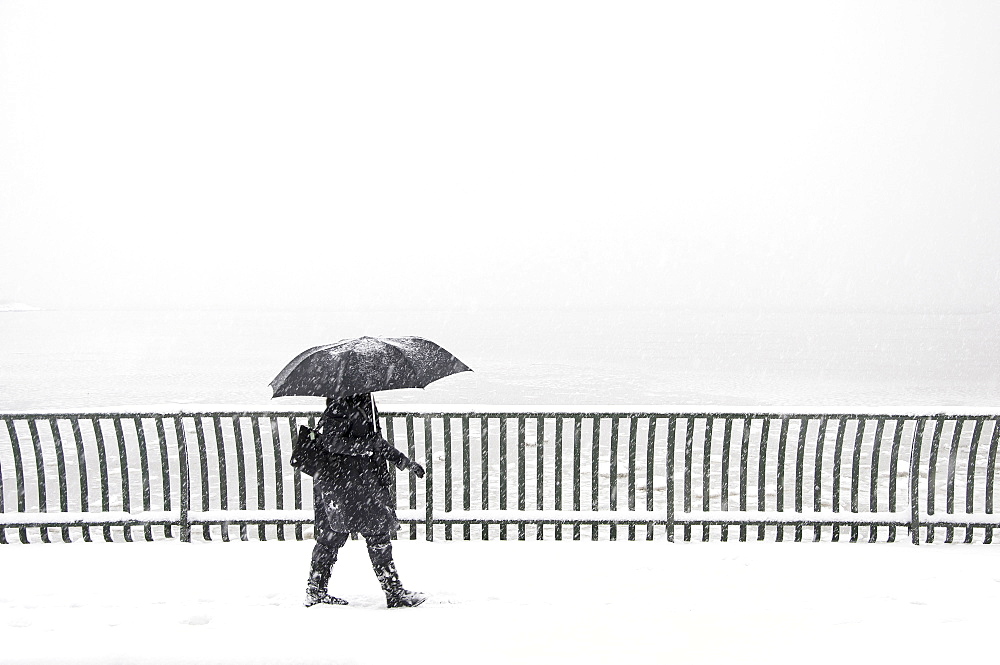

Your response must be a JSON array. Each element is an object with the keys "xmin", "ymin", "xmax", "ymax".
[
  {"xmin": 310, "ymin": 481, "xmax": 395, "ymax": 586},
  {"xmin": 313, "ymin": 491, "xmax": 393, "ymax": 570},
  {"xmin": 310, "ymin": 529, "xmax": 394, "ymax": 592},
  {"xmin": 314, "ymin": 530, "xmax": 393, "ymax": 568}
]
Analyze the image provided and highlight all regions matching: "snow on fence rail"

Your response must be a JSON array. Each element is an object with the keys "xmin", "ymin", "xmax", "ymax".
[{"xmin": 1, "ymin": 407, "xmax": 999, "ymax": 545}]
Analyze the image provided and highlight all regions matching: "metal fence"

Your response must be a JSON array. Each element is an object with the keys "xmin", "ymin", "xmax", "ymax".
[{"xmin": 2, "ymin": 408, "xmax": 999, "ymax": 545}]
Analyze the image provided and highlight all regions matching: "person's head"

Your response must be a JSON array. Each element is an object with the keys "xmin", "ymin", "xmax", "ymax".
[{"xmin": 326, "ymin": 392, "xmax": 371, "ymax": 414}]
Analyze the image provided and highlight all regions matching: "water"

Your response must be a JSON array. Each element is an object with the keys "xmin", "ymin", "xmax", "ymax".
[{"xmin": 1, "ymin": 308, "xmax": 998, "ymax": 410}]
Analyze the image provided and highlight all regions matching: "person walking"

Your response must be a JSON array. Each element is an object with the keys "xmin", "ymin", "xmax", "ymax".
[{"xmin": 305, "ymin": 392, "xmax": 427, "ymax": 609}]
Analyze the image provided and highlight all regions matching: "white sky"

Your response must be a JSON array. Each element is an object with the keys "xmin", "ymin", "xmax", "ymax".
[{"xmin": 1, "ymin": 1, "xmax": 998, "ymax": 312}]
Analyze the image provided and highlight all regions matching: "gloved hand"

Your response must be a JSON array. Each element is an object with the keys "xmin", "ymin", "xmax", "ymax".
[{"xmin": 409, "ymin": 461, "xmax": 425, "ymax": 478}]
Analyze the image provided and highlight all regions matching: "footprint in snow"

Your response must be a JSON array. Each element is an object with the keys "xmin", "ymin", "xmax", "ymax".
[
  {"xmin": 181, "ymin": 614, "xmax": 212, "ymax": 626},
  {"xmin": 425, "ymin": 597, "xmax": 461, "ymax": 606}
]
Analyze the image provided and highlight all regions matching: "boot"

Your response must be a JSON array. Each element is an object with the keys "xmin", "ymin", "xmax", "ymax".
[
  {"xmin": 373, "ymin": 561, "xmax": 426, "ymax": 608},
  {"xmin": 304, "ymin": 543, "xmax": 348, "ymax": 608},
  {"xmin": 305, "ymin": 583, "xmax": 349, "ymax": 608}
]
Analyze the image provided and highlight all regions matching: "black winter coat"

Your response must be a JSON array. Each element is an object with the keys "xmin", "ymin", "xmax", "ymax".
[{"xmin": 312, "ymin": 395, "xmax": 412, "ymax": 535}]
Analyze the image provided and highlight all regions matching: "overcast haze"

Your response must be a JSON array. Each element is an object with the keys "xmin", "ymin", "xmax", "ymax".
[{"xmin": 2, "ymin": 1, "xmax": 999, "ymax": 313}]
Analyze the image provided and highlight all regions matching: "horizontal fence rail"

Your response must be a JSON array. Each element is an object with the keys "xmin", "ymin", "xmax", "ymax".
[{"xmin": 2, "ymin": 409, "xmax": 999, "ymax": 544}]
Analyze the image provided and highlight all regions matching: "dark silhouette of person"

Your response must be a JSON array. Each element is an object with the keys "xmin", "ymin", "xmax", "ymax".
[{"xmin": 305, "ymin": 392, "xmax": 426, "ymax": 608}]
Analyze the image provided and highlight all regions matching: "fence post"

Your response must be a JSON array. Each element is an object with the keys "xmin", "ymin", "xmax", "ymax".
[
  {"xmin": 174, "ymin": 417, "xmax": 191, "ymax": 543},
  {"xmin": 666, "ymin": 417, "xmax": 676, "ymax": 542},
  {"xmin": 909, "ymin": 418, "xmax": 925, "ymax": 546},
  {"xmin": 424, "ymin": 417, "xmax": 434, "ymax": 542}
]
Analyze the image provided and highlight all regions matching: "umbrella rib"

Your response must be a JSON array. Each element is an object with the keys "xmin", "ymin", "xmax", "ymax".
[{"xmin": 379, "ymin": 340, "xmax": 411, "ymax": 389}]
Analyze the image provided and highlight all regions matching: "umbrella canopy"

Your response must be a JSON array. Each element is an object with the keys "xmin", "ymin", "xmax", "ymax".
[{"xmin": 270, "ymin": 336, "xmax": 472, "ymax": 398}]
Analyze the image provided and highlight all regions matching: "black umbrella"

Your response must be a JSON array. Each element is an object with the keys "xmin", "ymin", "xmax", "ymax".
[{"xmin": 270, "ymin": 336, "xmax": 472, "ymax": 398}]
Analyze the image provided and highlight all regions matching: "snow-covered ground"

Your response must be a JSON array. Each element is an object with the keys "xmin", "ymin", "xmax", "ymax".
[{"xmin": 2, "ymin": 537, "xmax": 997, "ymax": 664}]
